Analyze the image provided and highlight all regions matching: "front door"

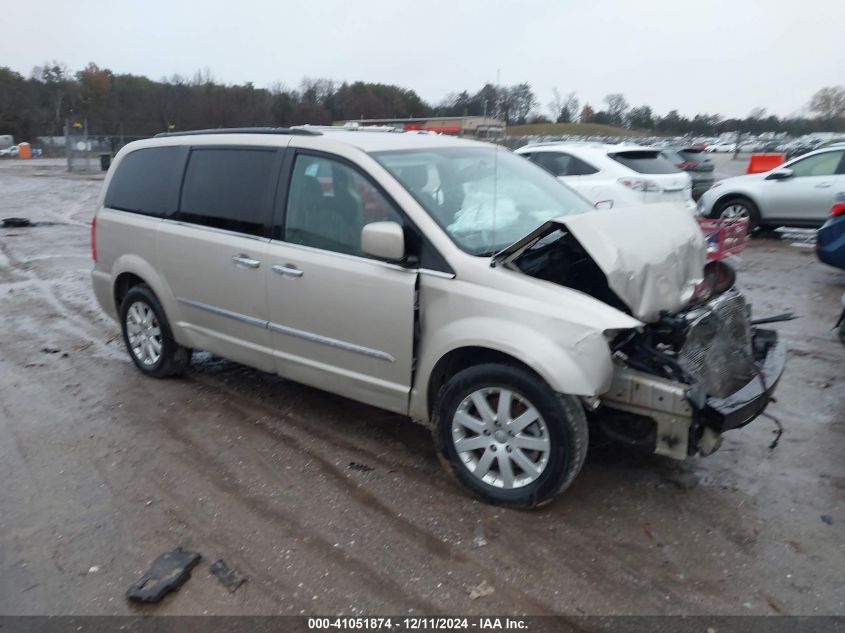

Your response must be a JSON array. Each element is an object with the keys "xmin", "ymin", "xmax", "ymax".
[
  {"xmin": 764, "ymin": 150, "xmax": 845, "ymax": 223},
  {"xmin": 266, "ymin": 151, "xmax": 417, "ymax": 414}
]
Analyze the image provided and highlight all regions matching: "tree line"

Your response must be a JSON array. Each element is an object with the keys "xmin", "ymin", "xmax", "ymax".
[
  {"xmin": 1, "ymin": 60, "xmax": 843, "ymax": 142},
  {"xmin": 555, "ymin": 89, "xmax": 845, "ymax": 137}
]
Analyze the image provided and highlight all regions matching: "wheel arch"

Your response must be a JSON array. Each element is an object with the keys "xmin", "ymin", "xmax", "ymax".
[
  {"xmin": 109, "ymin": 254, "xmax": 184, "ymax": 342},
  {"xmin": 413, "ymin": 321, "xmax": 615, "ymax": 423},
  {"xmin": 711, "ymin": 191, "xmax": 759, "ymax": 217},
  {"xmin": 113, "ymin": 271, "xmax": 147, "ymax": 311},
  {"xmin": 426, "ymin": 347, "xmax": 542, "ymax": 422}
]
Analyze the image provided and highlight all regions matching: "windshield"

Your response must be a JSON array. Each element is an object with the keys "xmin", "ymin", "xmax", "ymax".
[{"xmin": 372, "ymin": 146, "xmax": 593, "ymax": 255}]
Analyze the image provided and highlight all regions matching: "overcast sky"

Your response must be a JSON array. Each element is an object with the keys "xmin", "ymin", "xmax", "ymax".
[{"xmin": 2, "ymin": 0, "xmax": 843, "ymax": 119}]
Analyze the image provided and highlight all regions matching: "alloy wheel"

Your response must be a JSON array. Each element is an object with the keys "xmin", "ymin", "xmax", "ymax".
[
  {"xmin": 451, "ymin": 387, "xmax": 550, "ymax": 489},
  {"xmin": 125, "ymin": 300, "xmax": 162, "ymax": 367},
  {"xmin": 719, "ymin": 203, "xmax": 750, "ymax": 222}
]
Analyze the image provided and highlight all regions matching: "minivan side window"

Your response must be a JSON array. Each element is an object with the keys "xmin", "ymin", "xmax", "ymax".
[
  {"xmin": 283, "ymin": 154, "xmax": 404, "ymax": 257},
  {"xmin": 177, "ymin": 148, "xmax": 279, "ymax": 237},
  {"xmin": 105, "ymin": 147, "xmax": 184, "ymax": 217}
]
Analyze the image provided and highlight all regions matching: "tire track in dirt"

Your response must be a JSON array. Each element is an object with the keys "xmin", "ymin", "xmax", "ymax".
[
  {"xmin": 142, "ymin": 403, "xmax": 442, "ymax": 613},
  {"xmin": 182, "ymin": 373, "xmax": 561, "ymax": 614},
  {"xmin": 0, "ymin": 231, "xmax": 115, "ymax": 353}
]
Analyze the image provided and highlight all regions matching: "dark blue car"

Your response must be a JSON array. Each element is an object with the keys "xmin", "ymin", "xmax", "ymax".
[
  {"xmin": 817, "ymin": 192, "xmax": 845, "ymax": 270},
  {"xmin": 817, "ymin": 192, "xmax": 845, "ymax": 343}
]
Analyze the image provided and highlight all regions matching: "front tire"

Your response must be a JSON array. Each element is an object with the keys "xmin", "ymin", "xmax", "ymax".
[
  {"xmin": 433, "ymin": 364, "xmax": 588, "ymax": 508},
  {"xmin": 120, "ymin": 284, "xmax": 191, "ymax": 378},
  {"xmin": 713, "ymin": 196, "xmax": 761, "ymax": 232}
]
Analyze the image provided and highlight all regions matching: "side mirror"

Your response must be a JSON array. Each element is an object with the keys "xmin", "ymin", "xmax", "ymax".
[
  {"xmin": 361, "ymin": 221, "xmax": 405, "ymax": 261},
  {"xmin": 594, "ymin": 200, "xmax": 614, "ymax": 210},
  {"xmin": 766, "ymin": 168, "xmax": 793, "ymax": 181}
]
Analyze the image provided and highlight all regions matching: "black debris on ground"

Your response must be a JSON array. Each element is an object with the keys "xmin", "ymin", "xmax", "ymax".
[
  {"xmin": 347, "ymin": 461, "xmax": 373, "ymax": 472},
  {"xmin": 1, "ymin": 217, "xmax": 63, "ymax": 228},
  {"xmin": 2, "ymin": 217, "xmax": 31, "ymax": 228},
  {"xmin": 209, "ymin": 559, "xmax": 247, "ymax": 593},
  {"xmin": 125, "ymin": 547, "xmax": 201, "ymax": 604}
]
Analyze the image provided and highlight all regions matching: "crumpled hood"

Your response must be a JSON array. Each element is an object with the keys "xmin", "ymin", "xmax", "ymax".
[{"xmin": 493, "ymin": 204, "xmax": 706, "ymax": 322}]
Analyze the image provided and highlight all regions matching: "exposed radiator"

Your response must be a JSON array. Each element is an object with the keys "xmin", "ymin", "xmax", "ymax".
[{"xmin": 678, "ymin": 289, "xmax": 755, "ymax": 398}]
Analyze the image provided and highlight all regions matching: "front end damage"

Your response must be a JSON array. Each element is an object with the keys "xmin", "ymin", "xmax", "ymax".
[
  {"xmin": 493, "ymin": 205, "xmax": 786, "ymax": 460},
  {"xmin": 598, "ymin": 289, "xmax": 786, "ymax": 459}
]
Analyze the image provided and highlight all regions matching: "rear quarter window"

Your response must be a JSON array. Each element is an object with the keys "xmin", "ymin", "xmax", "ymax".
[
  {"xmin": 532, "ymin": 152, "xmax": 599, "ymax": 177},
  {"xmin": 104, "ymin": 147, "xmax": 185, "ymax": 216},
  {"xmin": 609, "ymin": 151, "xmax": 681, "ymax": 174}
]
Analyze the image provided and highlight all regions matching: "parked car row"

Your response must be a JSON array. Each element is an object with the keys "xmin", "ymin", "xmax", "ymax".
[
  {"xmin": 92, "ymin": 127, "xmax": 785, "ymax": 507},
  {"xmin": 706, "ymin": 142, "xmax": 737, "ymax": 153}
]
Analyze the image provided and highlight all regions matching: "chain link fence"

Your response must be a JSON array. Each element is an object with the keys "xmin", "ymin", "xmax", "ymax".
[{"xmin": 64, "ymin": 120, "xmax": 149, "ymax": 172}]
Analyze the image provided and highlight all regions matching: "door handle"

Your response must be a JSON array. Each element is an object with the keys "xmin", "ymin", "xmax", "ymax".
[
  {"xmin": 271, "ymin": 264, "xmax": 303, "ymax": 278},
  {"xmin": 232, "ymin": 254, "xmax": 261, "ymax": 269},
  {"xmin": 815, "ymin": 183, "xmax": 832, "ymax": 188}
]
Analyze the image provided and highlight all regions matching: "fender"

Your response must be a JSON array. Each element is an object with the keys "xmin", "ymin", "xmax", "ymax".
[
  {"xmin": 409, "ymin": 316, "xmax": 618, "ymax": 422},
  {"xmin": 109, "ymin": 253, "xmax": 190, "ymax": 347}
]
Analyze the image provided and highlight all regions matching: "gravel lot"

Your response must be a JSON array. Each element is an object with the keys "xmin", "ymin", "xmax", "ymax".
[{"xmin": 0, "ymin": 157, "xmax": 843, "ymax": 616}]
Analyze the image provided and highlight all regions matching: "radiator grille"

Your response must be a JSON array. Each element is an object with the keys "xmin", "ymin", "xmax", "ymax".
[{"xmin": 678, "ymin": 290, "xmax": 755, "ymax": 398}]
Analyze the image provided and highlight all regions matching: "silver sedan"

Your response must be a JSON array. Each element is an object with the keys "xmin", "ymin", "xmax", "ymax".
[{"xmin": 698, "ymin": 147, "xmax": 845, "ymax": 230}]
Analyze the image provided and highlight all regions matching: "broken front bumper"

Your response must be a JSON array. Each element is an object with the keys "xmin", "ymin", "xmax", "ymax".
[
  {"xmin": 702, "ymin": 328, "xmax": 785, "ymax": 432},
  {"xmin": 599, "ymin": 327, "xmax": 786, "ymax": 460}
]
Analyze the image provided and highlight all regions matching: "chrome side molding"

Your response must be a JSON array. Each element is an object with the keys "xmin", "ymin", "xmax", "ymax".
[{"xmin": 176, "ymin": 297, "xmax": 395, "ymax": 363}]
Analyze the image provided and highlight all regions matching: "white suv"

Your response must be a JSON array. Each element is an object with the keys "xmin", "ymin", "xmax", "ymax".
[
  {"xmin": 92, "ymin": 128, "xmax": 784, "ymax": 507},
  {"xmin": 515, "ymin": 143, "xmax": 695, "ymax": 213}
]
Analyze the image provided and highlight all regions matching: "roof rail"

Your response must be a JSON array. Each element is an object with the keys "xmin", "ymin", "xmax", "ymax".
[{"xmin": 154, "ymin": 127, "xmax": 322, "ymax": 138}]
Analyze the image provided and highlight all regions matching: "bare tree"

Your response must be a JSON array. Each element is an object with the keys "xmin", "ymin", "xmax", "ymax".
[
  {"xmin": 562, "ymin": 92, "xmax": 579, "ymax": 123},
  {"xmin": 190, "ymin": 67, "xmax": 215, "ymax": 87},
  {"xmin": 32, "ymin": 61, "xmax": 73, "ymax": 134},
  {"xmin": 603, "ymin": 93, "xmax": 629, "ymax": 126},
  {"xmin": 548, "ymin": 89, "xmax": 579, "ymax": 123},
  {"xmin": 748, "ymin": 107, "xmax": 767, "ymax": 120},
  {"xmin": 547, "ymin": 88, "xmax": 564, "ymax": 122},
  {"xmin": 809, "ymin": 86, "xmax": 845, "ymax": 121}
]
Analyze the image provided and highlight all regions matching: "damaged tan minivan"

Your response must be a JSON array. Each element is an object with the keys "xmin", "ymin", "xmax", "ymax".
[{"xmin": 92, "ymin": 128, "xmax": 786, "ymax": 507}]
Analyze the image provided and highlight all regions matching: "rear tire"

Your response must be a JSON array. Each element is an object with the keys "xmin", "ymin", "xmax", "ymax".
[
  {"xmin": 433, "ymin": 364, "xmax": 588, "ymax": 508},
  {"xmin": 713, "ymin": 196, "xmax": 761, "ymax": 232},
  {"xmin": 120, "ymin": 284, "xmax": 191, "ymax": 378}
]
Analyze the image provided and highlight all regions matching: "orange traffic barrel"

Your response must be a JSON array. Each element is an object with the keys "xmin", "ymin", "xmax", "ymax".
[
  {"xmin": 17, "ymin": 142, "xmax": 31, "ymax": 159},
  {"xmin": 747, "ymin": 153, "xmax": 784, "ymax": 174}
]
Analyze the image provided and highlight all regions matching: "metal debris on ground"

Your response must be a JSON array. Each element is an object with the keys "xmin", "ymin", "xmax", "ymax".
[
  {"xmin": 1, "ymin": 218, "xmax": 62, "ymax": 228},
  {"xmin": 2, "ymin": 218, "xmax": 31, "ymax": 228},
  {"xmin": 468, "ymin": 580, "xmax": 495, "ymax": 600},
  {"xmin": 209, "ymin": 559, "xmax": 248, "ymax": 593},
  {"xmin": 774, "ymin": 226, "xmax": 817, "ymax": 248},
  {"xmin": 471, "ymin": 535, "xmax": 488, "ymax": 549},
  {"xmin": 125, "ymin": 547, "xmax": 201, "ymax": 603}
]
